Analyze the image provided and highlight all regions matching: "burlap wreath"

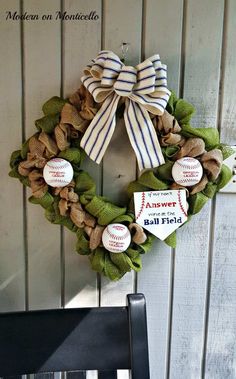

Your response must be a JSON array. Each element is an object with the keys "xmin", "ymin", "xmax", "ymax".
[{"xmin": 9, "ymin": 86, "xmax": 233, "ymax": 280}]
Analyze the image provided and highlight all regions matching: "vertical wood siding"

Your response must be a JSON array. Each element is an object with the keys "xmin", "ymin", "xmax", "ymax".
[
  {"xmin": 0, "ymin": 0, "xmax": 25, "ymax": 311},
  {"xmin": 205, "ymin": 1, "xmax": 236, "ymax": 378},
  {"xmin": 100, "ymin": 0, "xmax": 142, "ymax": 308},
  {"xmin": 138, "ymin": 1, "xmax": 183, "ymax": 377},
  {"xmin": 23, "ymin": 0, "xmax": 62, "ymax": 310},
  {"xmin": 63, "ymin": 0, "xmax": 101, "ymax": 309},
  {"xmin": 169, "ymin": 1, "xmax": 225, "ymax": 378},
  {"xmin": 0, "ymin": 1, "xmax": 235, "ymax": 378}
]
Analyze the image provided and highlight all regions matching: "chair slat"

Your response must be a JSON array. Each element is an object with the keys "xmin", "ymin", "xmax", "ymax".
[
  {"xmin": 35, "ymin": 373, "xmax": 54, "ymax": 379},
  {"xmin": 98, "ymin": 370, "xmax": 117, "ymax": 379},
  {"xmin": 66, "ymin": 371, "xmax": 86, "ymax": 379}
]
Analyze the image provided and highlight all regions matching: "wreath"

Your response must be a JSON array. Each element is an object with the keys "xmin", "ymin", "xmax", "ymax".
[{"xmin": 9, "ymin": 51, "xmax": 233, "ymax": 281}]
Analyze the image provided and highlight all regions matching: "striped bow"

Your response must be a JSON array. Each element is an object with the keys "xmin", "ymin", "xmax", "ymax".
[{"xmin": 80, "ymin": 51, "xmax": 171, "ymax": 170}]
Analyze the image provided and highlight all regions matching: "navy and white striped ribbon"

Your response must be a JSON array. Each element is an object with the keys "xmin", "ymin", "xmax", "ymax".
[{"xmin": 81, "ymin": 50, "xmax": 171, "ymax": 170}]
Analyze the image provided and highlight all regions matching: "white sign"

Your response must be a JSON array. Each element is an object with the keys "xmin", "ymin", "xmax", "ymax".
[{"xmin": 134, "ymin": 190, "xmax": 188, "ymax": 240}]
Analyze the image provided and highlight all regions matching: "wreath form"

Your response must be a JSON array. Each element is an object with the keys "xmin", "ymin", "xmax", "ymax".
[{"xmin": 9, "ymin": 59, "xmax": 234, "ymax": 281}]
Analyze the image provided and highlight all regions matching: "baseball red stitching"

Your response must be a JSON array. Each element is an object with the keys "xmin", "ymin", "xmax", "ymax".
[
  {"xmin": 177, "ymin": 190, "xmax": 188, "ymax": 218},
  {"xmin": 136, "ymin": 192, "xmax": 146, "ymax": 220},
  {"xmin": 49, "ymin": 158, "xmax": 64, "ymax": 162},
  {"xmin": 180, "ymin": 158, "xmax": 196, "ymax": 161},
  {"xmin": 176, "ymin": 178, "xmax": 200, "ymax": 183},
  {"xmin": 176, "ymin": 160, "xmax": 201, "ymax": 170},
  {"xmin": 46, "ymin": 162, "xmax": 70, "ymax": 170},
  {"xmin": 106, "ymin": 226, "xmax": 130, "ymax": 241},
  {"xmin": 46, "ymin": 179, "xmax": 70, "ymax": 184}
]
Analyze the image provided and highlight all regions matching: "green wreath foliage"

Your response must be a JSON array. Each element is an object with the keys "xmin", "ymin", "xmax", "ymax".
[{"xmin": 9, "ymin": 91, "xmax": 234, "ymax": 281}]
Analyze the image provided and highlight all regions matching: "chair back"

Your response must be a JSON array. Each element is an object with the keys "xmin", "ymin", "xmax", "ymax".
[{"xmin": 0, "ymin": 293, "xmax": 150, "ymax": 379}]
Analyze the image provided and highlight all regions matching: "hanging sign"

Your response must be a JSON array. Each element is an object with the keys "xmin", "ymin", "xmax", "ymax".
[{"xmin": 134, "ymin": 190, "xmax": 188, "ymax": 240}]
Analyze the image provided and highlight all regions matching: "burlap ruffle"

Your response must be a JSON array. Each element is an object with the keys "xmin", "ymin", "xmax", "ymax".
[
  {"xmin": 67, "ymin": 85, "xmax": 98, "ymax": 132},
  {"xmin": 28, "ymin": 170, "xmax": 48, "ymax": 198},
  {"xmin": 175, "ymin": 137, "xmax": 206, "ymax": 159},
  {"xmin": 154, "ymin": 110, "xmax": 186, "ymax": 147},
  {"xmin": 154, "ymin": 110, "xmax": 224, "ymax": 194},
  {"xmin": 54, "ymin": 124, "xmax": 70, "ymax": 151},
  {"xmin": 201, "ymin": 149, "xmax": 223, "ymax": 180}
]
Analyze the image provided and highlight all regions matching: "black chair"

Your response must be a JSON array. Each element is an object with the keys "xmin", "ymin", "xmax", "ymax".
[{"xmin": 0, "ymin": 293, "xmax": 150, "ymax": 379}]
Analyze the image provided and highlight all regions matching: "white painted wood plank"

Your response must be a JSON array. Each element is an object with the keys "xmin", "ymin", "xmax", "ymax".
[
  {"xmin": 0, "ymin": 0, "xmax": 25, "ymax": 311},
  {"xmin": 63, "ymin": 0, "xmax": 101, "ymax": 308},
  {"xmin": 138, "ymin": 240, "xmax": 173, "ymax": 379},
  {"xmin": 63, "ymin": 232, "xmax": 99, "ymax": 308},
  {"xmin": 169, "ymin": 207, "xmax": 212, "ymax": 378},
  {"xmin": 205, "ymin": 195, "xmax": 236, "ymax": 379},
  {"xmin": 23, "ymin": 0, "xmax": 62, "ymax": 309},
  {"xmin": 181, "ymin": 1, "xmax": 225, "ymax": 129},
  {"xmin": 144, "ymin": 0, "xmax": 183, "ymax": 95},
  {"xmin": 100, "ymin": 3, "xmax": 142, "ymax": 378},
  {"xmin": 169, "ymin": 1, "xmax": 224, "ymax": 378},
  {"xmin": 205, "ymin": 1, "xmax": 236, "ymax": 377},
  {"xmin": 100, "ymin": 0, "xmax": 143, "ymax": 307},
  {"xmin": 136, "ymin": 2, "xmax": 183, "ymax": 378},
  {"xmin": 217, "ymin": 1, "xmax": 236, "ymax": 146}
]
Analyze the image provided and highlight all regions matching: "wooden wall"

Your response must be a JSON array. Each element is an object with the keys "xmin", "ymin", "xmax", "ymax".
[{"xmin": 0, "ymin": 0, "xmax": 236, "ymax": 378}]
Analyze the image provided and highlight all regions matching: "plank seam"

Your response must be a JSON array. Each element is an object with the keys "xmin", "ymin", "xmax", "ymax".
[
  {"xmin": 201, "ymin": 198, "xmax": 217, "ymax": 379},
  {"xmin": 60, "ymin": 226, "xmax": 65, "ymax": 308},
  {"xmin": 179, "ymin": 0, "xmax": 187, "ymax": 98},
  {"xmin": 101, "ymin": 0, "xmax": 105, "ymax": 56},
  {"xmin": 20, "ymin": 0, "xmax": 29, "ymax": 312},
  {"xmin": 60, "ymin": 0, "xmax": 65, "ymax": 309},
  {"xmin": 141, "ymin": 0, "xmax": 146, "ymax": 62},
  {"xmin": 100, "ymin": 0, "xmax": 104, "ymax": 195},
  {"xmin": 134, "ymin": 0, "xmax": 147, "ymax": 296},
  {"xmin": 165, "ymin": 248, "xmax": 176, "ymax": 379},
  {"xmin": 98, "ymin": 0, "xmax": 105, "ymax": 307},
  {"xmin": 216, "ymin": 0, "xmax": 228, "ymax": 136},
  {"xmin": 97, "ymin": 273, "xmax": 101, "ymax": 307},
  {"xmin": 166, "ymin": 1, "xmax": 186, "ymax": 376},
  {"xmin": 133, "ymin": 272, "xmax": 138, "ymax": 294}
]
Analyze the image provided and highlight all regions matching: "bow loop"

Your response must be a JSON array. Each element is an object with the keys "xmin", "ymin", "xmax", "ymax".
[
  {"xmin": 90, "ymin": 51, "xmax": 114, "ymax": 78},
  {"xmin": 114, "ymin": 66, "xmax": 137, "ymax": 97},
  {"xmin": 80, "ymin": 51, "xmax": 171, "ymax": 169},
  {"xmin": 133, "ymin": 59, "xmax": 156, "ymax": 95}
]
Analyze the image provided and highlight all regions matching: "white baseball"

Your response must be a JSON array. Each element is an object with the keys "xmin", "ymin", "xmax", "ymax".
[
  {"xmin": 172, "ymin": 157, "xmax": 203, "ymax": 187},
  {"xmin": 43, "ymin": 158, "xmax": 73, "ymax": 188},
  {"xmin": 102, "ymin": 223, "xmax": 131, "ymax": 253}
]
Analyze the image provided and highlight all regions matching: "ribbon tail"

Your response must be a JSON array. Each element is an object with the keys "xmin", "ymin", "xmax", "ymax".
[
  {"xmin": 124, "ymin": 99, "xmax": 165, "ymax": 170},
  {"xmin": 80, "ymin": 93, "xmax": 120, "ymax": 164}
]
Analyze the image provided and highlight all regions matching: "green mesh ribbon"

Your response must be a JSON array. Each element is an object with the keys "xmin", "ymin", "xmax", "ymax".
[{"xmin": 9, "ymin": 91, "xmax": 234, "ymax": 281}]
